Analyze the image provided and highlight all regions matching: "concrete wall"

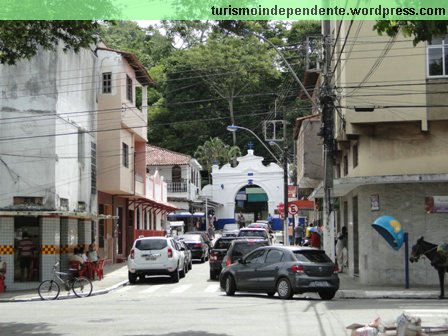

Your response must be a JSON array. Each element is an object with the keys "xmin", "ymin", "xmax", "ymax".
[
  {"xmin": 296, "ymin": 120, "xmax": 323, "ymax": 188},
  {"xmin": 341, "ymin": 182, "xmax": 448, "ymax": 286},
  {"xmin": 0, "ymin": 45, "xmax": 97, "ymax": 214}
]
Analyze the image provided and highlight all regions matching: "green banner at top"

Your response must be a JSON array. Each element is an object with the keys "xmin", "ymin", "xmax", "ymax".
[{"xmin": 0, "ymin": 0, "xmax": 446, "ymax": 20}]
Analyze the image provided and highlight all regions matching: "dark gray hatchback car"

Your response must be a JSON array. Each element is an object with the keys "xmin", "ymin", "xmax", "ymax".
[{"xmin": 219, "ymin": 246, "xmax": 340, "ymax": 300}]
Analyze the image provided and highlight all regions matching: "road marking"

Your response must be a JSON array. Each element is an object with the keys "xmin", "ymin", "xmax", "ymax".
[
  {"xmin": 204, "ymin": 284, "xmax": 220, "ymax": 293},
  {"xmin": 143, "ymin": 285, "xmax": 165, "ymax": 293},
  {"xmin": 170, "ymin": 284, "xmax": 192, "ymax": 293}
]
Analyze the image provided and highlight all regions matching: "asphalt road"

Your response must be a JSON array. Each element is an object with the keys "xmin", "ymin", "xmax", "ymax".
[{"xmin": 1, "ymin": 261, "xmax": 447, "ymax": 336}]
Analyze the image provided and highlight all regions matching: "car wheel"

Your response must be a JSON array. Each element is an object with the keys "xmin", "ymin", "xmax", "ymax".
[
  {"xmin": 276, "ymin": 278, "xmax": 293, "ymax": 299},
  {"xmin": 185, "ymin": 263, "xmax": 189, "ymax": 274},
  {"xmin": 171, "ymin": 268, "xmax": 180, "ymax": 283},
  {"xmin": 128, "ymin": 272, "xmax": 138, "ymax": 284},
  {"xmin": 267, "ymin": 291, "xmax": 276, "ymax": 297},
  {"xmin": 318, "ymin": 290, "xmax": 336, "ymax": 300},
  {"xmin": 210, "ymin": 270, "xmax": 217, "ymax": 280},
  {"xmin": 180, "ymin": 264, "xmax": 186, "ymax": 278},
  {"xmin": 225, "ymin": 275, "xmax": 236, "ymax": 296},
  {"xmin": 188, "ymin": 260, "xmax": 193, "ymax": 270}
]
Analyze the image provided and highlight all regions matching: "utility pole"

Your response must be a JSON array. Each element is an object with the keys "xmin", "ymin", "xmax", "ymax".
[
  {"xmin": 321, "ymin": 21, "xmax": 335, "ymax": 261},
  {"xmin": 283, "ymin": 108, "xmax": 289, "ymax": 246}
]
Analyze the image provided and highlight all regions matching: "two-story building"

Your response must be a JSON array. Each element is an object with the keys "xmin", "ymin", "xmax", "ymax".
[
  {"xmin": 297, "ymin": 21, "xmax": 448, "ymax": 287},
  {"xmin": 146, "ymin": 145, "xmax": 203, "ymax": 231}
]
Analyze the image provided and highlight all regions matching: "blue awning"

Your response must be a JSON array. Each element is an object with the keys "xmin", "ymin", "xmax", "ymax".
[{"xmin": 372, "ymin": 216, "xmax": 404, "ymax": 251}]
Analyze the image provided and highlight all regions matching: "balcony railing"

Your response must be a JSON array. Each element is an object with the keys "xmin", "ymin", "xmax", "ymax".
[{"xmin": 167, "ymin": 181, "xmax": 188, "ymax": 193}]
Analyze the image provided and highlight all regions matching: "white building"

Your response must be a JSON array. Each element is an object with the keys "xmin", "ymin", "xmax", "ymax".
[{"xmin": 202, "ymin": 149, "xmax": 284, "ymax": 229}]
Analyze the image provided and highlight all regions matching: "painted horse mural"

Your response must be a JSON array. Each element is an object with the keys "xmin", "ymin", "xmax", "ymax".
[{"xmin": 410, "ymin": 237, "xmax": 448, "ymax": 299}]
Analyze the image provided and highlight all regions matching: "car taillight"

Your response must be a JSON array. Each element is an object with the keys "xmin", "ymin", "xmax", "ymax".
[
  {"xmin": 194, "ymin": 243, "xmax": 203, "ymax": 247},
  {"xmin": 210, "ymin": 252, "xmax": 218, "ymax": 261},
  {"xmin": 226, "ymin": 258, "xmax": 232, "ymax": 266},
  {"xmin": 291, "ymin": 265, "xmax": 304, "ymax": 273},
  {"xmin": 168, "ymin": 248, "xmax": 173, "ymax": 258},
  {"xmin": 333, "ymin": 266, "xmax": 339, "ymax": 273},
  {"xmin": 130, "ymin": 249, "xmax": 135, "ymax": 259}
]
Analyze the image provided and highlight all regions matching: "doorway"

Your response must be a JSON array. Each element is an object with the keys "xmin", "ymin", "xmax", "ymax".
[
  {"xmin": 234, "ymin": 185, "xmax": 268, "ymax": 224},
  {"xmin": 14, "ymin": 216, "xmax": 40, "ymax": 282}
]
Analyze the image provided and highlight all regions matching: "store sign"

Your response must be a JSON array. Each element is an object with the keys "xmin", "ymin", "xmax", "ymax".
[{"xmin": 425, "ymin": 196, "xmax": 448, "ymax": 213}]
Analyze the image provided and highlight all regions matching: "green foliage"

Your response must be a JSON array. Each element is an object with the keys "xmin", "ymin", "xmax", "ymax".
[
  {"xmin": 194, "ymin": 137, "xmax": 241, "ymax": 182},
  {"xmin": 0, "ymin": 21, "xmax": 110, "ymax": 65},
  {"xmin": 374, "ymin": 20, "xmax": 448, "ymax": 45}
]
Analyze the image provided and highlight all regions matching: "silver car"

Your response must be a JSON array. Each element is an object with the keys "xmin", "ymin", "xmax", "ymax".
[{"xmin": 222, "ymin": 223, "xmax": 241, "ymax": 237}]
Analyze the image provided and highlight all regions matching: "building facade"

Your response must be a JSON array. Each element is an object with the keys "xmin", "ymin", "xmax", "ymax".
[
  {"xmin": 0, "ymin": 45, "xmax": 98, "ymax": 290},
  {"xmin": 297, "ymin": 21, "xmax": 448, "ymax": 286}
]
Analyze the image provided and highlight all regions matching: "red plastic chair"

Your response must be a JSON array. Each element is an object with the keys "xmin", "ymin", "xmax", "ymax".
[
  {"xmin": 94, "ymin": 259, "xmax": 106, "ymax": 280},
  {"xmin": 69, "ymin": 261, "xmax": 86, "ymax": 277}
]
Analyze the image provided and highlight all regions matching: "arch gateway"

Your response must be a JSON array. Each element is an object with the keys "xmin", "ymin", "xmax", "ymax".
[{"xmin": 201, "ymin": 149, "xmax": 284, "ymax": 229}]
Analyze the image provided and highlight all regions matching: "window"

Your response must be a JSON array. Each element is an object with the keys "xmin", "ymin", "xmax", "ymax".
[
  {"xmin": 353, "ymin": 144, "xmax": 358, "ymax": 168},
  {"xmin": 122, "ymin": 142, "xmax": 129, "ymax": 168},
  {"xmin": 172, "ymin": 165, "xmax": 181, "ymax": 182},
  {"xmin": 427, "ymin": 37, "xmax": 448, "ymax": 77},
  {"xmin": 126, "ymin": 75, "xmax": 133, "ymax": 102},
  {"xmin": 265, "ymin": 249, "xmax": 284, "ymax": 263},
  {"xmin": 343, "ymin": 155, "xmax": 348, "ymax": 176},
  {"xmin": 91, "ymin": 142, "xmax": 96, "ymax": 194},
  {"xmin": 102, "ymin": 72, "xmax": 112, "ymax": 93},
  {"xmin": 245, "ymin": 249, "xmax": 266, "ymax": 264}
]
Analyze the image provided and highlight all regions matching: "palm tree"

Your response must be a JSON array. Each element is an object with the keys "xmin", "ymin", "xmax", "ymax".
[{"xmin": 194, "ymin": 137, "xmax": 241, "ymax": 184}]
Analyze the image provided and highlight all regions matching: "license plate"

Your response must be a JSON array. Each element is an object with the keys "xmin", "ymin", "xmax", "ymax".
[
  {"xmin": 146, "ymin": 254, "xmax": 159, "ymax": 260},
  {"xmin": 312, "ymin": 281, "xmax": 329, "ymax": 287}
]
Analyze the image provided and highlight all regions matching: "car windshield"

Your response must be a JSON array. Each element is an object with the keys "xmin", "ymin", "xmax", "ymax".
[
  {"xmin": 238, "ymin": 230, "xmax": 267, "ymax": 238},
  {"xmin": 214, "ymin": 239, "xmax": 233, "ymax": 249},
  {"xmin": 135, "ymin": 239, "xmax": 167, "ymax": 251},
  {"xmin": 179, "ymin": 234, "xmax": 201, "ymax": 241},
  {"xmin": 230, "ymin": 241, "xmax": 269, "ymax": 257},
  {"xmin": 223, "ymin": 224, "xmax": 239, "ymax": 231},
  {"xmin": 293, "ymin": 250, "xmax": 332, "ymax": 263}
]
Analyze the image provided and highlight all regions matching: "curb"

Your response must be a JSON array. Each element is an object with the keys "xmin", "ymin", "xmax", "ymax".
[
  {"xmin": 337, "ymin": 290, "xmax": 440, "ymax": 300},
  {"xmin": 0, "ymin": 280, "xmax": 129, "ymax": 303}
]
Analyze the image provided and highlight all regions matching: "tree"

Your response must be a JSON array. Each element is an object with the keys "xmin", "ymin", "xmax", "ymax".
[
  {"xmin": 183, "ymin": 33, "xmax": 281, "ymax": 145},
  {"xmin": 0, "ymin": 21, "xmax": 112, "ymax": 65},
  {"xmin": 374, "ymin": 21, "xmax": 448, "ymax": 45},
  {"xmin": 194, "ymin": 137, "xmax": 241, "ymax": 183}
]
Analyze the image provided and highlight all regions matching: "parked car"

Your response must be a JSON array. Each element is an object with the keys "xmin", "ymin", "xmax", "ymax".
[
  {"xmin": 209, "ymin": 236, "xmax": 238, "ymax": 280},
  {"xmin": 175, "ymin": 239, "xmax": 193, "ymax": 273},
  {"xmin": 238, "ymin": 228, "xmax": 271, "ymax": 242},
  {"xmin": 222, "ymin": 238, "xmax": 270, "ymax": 269},
  {"xmin": 219, "ymin": 246, "xmax": 340, "ymax": 300},
  {"xmin": 222, "ymin": 223, "xmax": 241, "ymax": 237},
  {"xmin": 179, "ymin": 233, "xmax": 209, "ymax": 262},
  {"xmin": 127, "ymin": 236, "xmax": 185, "ymax": 284},
  {"xmin": 184, "ymin": 231, "xmax": 212, "ymax": 251}
]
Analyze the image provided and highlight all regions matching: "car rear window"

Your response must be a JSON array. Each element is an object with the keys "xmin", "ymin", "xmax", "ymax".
[
  {"xmin": 230, "ymin": 241, "xmax": 269, "ymax": 257},
  {"xmin": 179, "ymin": 234, "xmax": 201, "ymax": 241},
  {"xmin": 135, "ymin": 239, "xmax": 167, "ymax": 251},
  {"xmin": 224, "ymin": 224, "xmax": 239, "ymax": 231},
  {"xmin": 293, "ymin": 250, "xmax": 332, "ymax": 263},
  {"xmin": 214, "ymin": 239, "xmax": 233, "ymax": 249},
  {"xmin": 238, "ymin": 230, "xmax": 267, "ymax": 238}
]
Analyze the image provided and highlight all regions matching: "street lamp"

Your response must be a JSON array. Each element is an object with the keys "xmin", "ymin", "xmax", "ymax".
[
  {"xmin": 226, "ymin": 125, "xmax": 281, "ymax": 165},
  {"xmin": 227, "ymin": 124, "xmax": 289, "ymax": 246}
]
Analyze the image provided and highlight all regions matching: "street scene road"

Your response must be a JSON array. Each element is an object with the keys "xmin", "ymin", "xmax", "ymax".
[{"xmin": 1, "ymin": 261, "xmax": 448, "ymax": 336}]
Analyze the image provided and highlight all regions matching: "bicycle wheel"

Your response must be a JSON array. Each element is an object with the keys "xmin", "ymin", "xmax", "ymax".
[
  {"xmin": 72, "ymin": 276, "xmax": 93, "ymax": 298},
  {"xmin": 38, "ymin": 280, "xmax": 60, "ymax": 300}
]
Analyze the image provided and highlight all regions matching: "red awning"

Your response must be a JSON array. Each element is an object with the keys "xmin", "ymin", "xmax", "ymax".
[
  {"xmin": 128, "ymin": 198, "xmax": 177, "ymax": 214},
  {"xmin": 289, "ymin": 199, "xmax": 315, "ymax": 209}
]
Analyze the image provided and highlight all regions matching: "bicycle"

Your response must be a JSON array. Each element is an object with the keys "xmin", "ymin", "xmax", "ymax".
[{"xmin": 37, "ymin": 261, "xmax": 93, "ymax": 300}]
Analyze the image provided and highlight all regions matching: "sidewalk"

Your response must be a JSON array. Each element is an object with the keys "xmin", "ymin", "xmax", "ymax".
[
  {"xmin": 0, "ymin": 265, "xmax": 442, "ymax": 302},
  {"xmin": 0, "ymin": 262, "xmax": 129, "ymax": 303}
]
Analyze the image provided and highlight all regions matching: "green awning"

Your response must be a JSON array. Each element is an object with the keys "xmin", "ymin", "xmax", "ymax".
[{"xmin": 248, "ymin": 194, "xmax": 268, "ymax": 202}]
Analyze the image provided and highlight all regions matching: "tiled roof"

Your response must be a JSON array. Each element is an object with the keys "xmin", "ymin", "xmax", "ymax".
[{"xmin": 147, "ymin": 145, "xmax": 191, "ymax": 166}]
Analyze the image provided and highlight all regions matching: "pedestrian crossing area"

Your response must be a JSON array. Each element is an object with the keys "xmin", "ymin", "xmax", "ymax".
[{"xmin": 114, "ymin": 283, "xmax": 222, "ymax": 296}]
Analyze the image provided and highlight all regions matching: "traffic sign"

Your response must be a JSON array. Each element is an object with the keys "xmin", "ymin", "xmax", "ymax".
[{"xmin": 288, "ymin": 203, "xmax": 299, "ymax": 215}]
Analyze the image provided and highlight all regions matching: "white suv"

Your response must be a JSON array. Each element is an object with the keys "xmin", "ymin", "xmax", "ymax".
[{"xmin": 128, "ymin": 237, "xmax": 185, "ymax": 284}]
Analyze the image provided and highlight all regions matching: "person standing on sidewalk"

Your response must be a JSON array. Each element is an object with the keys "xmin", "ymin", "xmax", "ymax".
[
  {"xmin": 293, "ymin": 223, "xmax": 304, "ymax": 246},
  {"xmin": 18, "ymin": 232, "xmax": 34, "ymax": 281},
  {"xmin": 336, "ymin": 226, "xmax": 348, "ymax": 273}
]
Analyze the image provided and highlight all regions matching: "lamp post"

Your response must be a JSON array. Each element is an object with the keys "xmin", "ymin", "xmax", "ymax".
[
  {"xmin": 227, "ymin": 124, "xmax": 289, "ymax": 246},
  {"xmin": 226, "ymin": 125, "xmax": 281, "ymax": 164}
]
